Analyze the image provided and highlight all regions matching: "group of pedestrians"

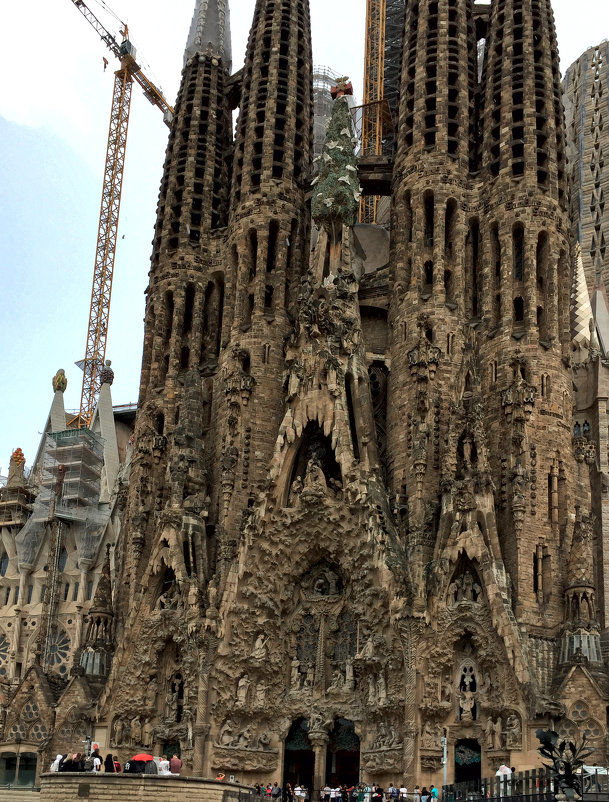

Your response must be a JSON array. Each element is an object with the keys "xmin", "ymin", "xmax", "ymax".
[
  {"xmin": 49, "ymin": 749, "xmax": 183, "ymax": 775},
  {"xmin": 253, "ymin": 782, "xmax": 440, "ymax": 802},
  {"xmin": 50, "ymin": 750, "xmax": 120, "ymax": 773}
]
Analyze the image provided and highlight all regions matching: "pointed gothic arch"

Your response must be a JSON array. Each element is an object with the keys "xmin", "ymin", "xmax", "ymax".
[{"xmin": 282, "ymin": 421, "xmax": 342, "ymax": 506}]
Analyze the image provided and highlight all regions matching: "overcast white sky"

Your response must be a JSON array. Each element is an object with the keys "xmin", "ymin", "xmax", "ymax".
[{"xmin": 0, "ymin": 0, "xmax": 607, "ymax": 473}]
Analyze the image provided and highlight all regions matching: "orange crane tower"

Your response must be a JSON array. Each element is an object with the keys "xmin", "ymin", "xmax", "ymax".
[
  {"xmin": 360, "ymin": 0, "xmax": 386, "ymax": 224},
  {"xmin": 69, "ymin": 0, "xmax": 174, "ymax": 427}
]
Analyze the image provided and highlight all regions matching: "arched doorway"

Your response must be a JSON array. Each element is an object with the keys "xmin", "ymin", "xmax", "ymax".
[
  {"xmin": 284, "ymin": 718, "xmax": 314, "ymax": 790},
  {"xmin": 326, "ymin": 719, "xmax": 360, "ymax": 787},
  {"xmin": 454, "ymin": 738, "xmax": 481, "ymax": 784}
]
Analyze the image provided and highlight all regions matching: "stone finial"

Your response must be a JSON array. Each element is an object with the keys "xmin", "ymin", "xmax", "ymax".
[
  {"xmin": 7, "ymin": 448, "xmax": 26, "ymax": 488},
  {"xmin": 52, "ymin": 369, "xmax": 67, "ymax": 393},
  {"xmin": 330, "ymin": 77, "xmax": 353, "ymax": 100},
  {"xmin": 91, "ymin": 543, "xmax": 113, "ymax": 618},
  {"xmin": 99, "ymin": 360, "xmax": 115, "ymax": 386}
]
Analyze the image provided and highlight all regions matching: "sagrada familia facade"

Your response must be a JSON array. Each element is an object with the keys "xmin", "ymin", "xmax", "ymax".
[{"xmin": 1, "ymin": 0, "xmax": 609, "ymax": 792}]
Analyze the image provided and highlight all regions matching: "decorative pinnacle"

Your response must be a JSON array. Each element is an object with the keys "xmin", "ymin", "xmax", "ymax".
[
  {"xmin": 184, "ymin": 0, "xmax": 232, "ymax": 71},
  {"xmin": 52, "ymin": 369, "xmax": 67, "ymax": 393},
  {"xmin": 99, "ymin": 359, "xmax": 115, "ymax": 387},
  {"xmin": 571, "ymin": 242, "xmax": 595, "ymax": 348}
]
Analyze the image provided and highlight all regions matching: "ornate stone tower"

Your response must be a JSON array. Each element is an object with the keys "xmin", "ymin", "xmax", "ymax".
[
  {"xmin": 213, "ymin": 0, "xmax": 313, "ymax": 542},
  {"xmin": 117, "ymin": 0, "xmax": 233, "ymax": 619}
]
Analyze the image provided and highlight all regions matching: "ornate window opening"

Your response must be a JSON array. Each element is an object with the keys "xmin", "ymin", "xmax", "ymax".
[
  {"xmin": 457, "ymin": 658, "xmax": 479, "ymax": 721},
  {"xmin": 345, "ymin": 374, "xmax": 360, "ymax": 462},
  {"xmin": 296, "ymin": 614, "xmax": 319, "ymax": 669},
  {"xmin": 58, "ymin": 548, "xmax": 68, "ymax": 574},
  {"xmin": 513, "ymin": 224, "xmax": 525, "ymax": 281},
  {"xmin": 0, "ymin": 634, "xmax": 8, "ymax": 677},
  {"xmin": 333, "ymin": 610, "xmax": 357, "ymax": 664},
  {"xmin": 202, "ymin": 276, "xmax": 224, "ymax": 362},
  {"xmin": 154, "ymin": 564, "xmax": 178, "ymax": 611},
  {"xmin": 47, "ymin": 629, "xmax": 71, "ymax": 675},
  {"xmin": 424, "ymin": 192, "xmax": 435, "ymax": 246},
  {"xmin": 465, "ymin": 218, "xmax": 480, "ymax": 318}
]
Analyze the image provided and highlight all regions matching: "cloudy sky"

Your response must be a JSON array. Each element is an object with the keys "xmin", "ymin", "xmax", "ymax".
[{"xmin": 0, "ymin": 0, "xmax": 607, "ymax": 473}]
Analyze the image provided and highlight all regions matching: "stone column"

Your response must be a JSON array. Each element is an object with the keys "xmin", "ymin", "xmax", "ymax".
[
  {"xmin": 399, "ymin": 617, "xmax": 419, "ymax": 788},
  {"xmin": 309, "ymin": 731, "xmax": 329, "ymax": 793}
]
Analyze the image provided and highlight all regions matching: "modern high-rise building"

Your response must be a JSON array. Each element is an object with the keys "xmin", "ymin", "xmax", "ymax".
[{"xmin": 1, "ymin": 0, "xmax": 608, "ymax": 794}]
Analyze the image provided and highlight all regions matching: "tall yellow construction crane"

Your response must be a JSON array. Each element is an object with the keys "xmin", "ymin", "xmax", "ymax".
[
  {"xmin": 360, "ymin": 0, "xmax": 386, "ymax": 224},
  {"xmin": 69, "ymin": 0, "xmax": 174, "ymax": 427}
]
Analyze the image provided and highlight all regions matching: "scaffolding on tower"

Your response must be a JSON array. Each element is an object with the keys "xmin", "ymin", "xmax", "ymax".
[{"xmin": 359, "ymin": 0, "xmax": 404, "ymax": 224}]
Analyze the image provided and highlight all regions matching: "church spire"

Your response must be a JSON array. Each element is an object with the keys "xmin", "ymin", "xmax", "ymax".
[
  {"xmin": 184, "ymin": 0, "xmax": 231, "ymax": 70},
  {"xmin": 571, "ymin": 242, "xmax": 595, "ymax": 351}
]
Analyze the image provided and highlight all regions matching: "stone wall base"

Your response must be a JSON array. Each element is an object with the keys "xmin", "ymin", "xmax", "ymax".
[{"xmin": 40, "ymin": 773, "xmax": 253, "ymax": 801}]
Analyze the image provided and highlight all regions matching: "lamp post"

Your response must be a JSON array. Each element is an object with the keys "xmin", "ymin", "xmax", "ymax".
[{"xmin": 440, "ymin": 729, "xmax": 448, "ymax": 799}]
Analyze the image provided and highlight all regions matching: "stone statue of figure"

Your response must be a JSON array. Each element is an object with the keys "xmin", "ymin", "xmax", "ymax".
[
  {"xmin": 291, "ymin": 658, "xmax": 302, "ymax": 689},
  {"xmin": 377, "ymin": 670, "xmax": 387, "ymax": 704},
  {"xmin": 131, "ymin": 716, "xmax": 142, "ymax": 746},
  {"xmin": 459, "ymin": 691, "xmax": 475, "ymax": 721},
  {"xmin": 328, "ymin": 670, "xmax": 344, "ymax": 692},
  {"xmin": 207, "ymin": 578, "xmax": 218, "ymax": 610},
  {"xmin": 368, "ymin": 675, "xmax": 377, "ymax": 705},
  {"xmin": 237, "ymin": 674, "xmax": 251, "ymax": 706},
  {"xmin": 358, "ymin": 635, "xmax": 375, "ymax": 660},
  {"xmin": 255, "ymin": 681, "xmax": 268, "ymax": 707},
  {"xmin": 113, "ymin": 717, "xmax": 124, "ymax": 746},
  {"xmin": 288, "ymin": 476, "xmax": 303, "ymax": 506},
  {"xmin": 485, "ymin": 717, "xmax": 494, "ymax": 750},
  {"xmin": 303, "ymin": 457, "xmax": 327, "ymax": 494},
  {"xmin": 251, "ymin": 634, "xmax": 268, "ymax": 660},
  {"xmin": 345, "ymin": 658, "xmax": 355, "ymax": 692},
  {"xmin": 493, "ymin": 717, "xmax": 503, "ymax": 750},
  {"xmin": 421, "ymin": 721, "xmax": 434, "ymax": 749},
  {"xmin": 142, "ymin": 718, "xmax": 154, "ymax": 748},
  {"xmin": 305, "ymin": 665, "xmax": 315, "ymax": 688},
  {"xmin": 145, "ymin": 678, "xmax": 157, "ymax": 709},
  {"xmin": 237, "ymin": 726, "xmax": 253, "ymax": 748},
  {"xmin": 219, "ymin": 719, "xmax": 234, "ymax": 746},
  {"xmin": 165, "ymin": 685, "xmax": 178, "ymax": 721},
  {"xmin": 309, "ymin": 712, "xmax": 327, "ymax": 733},
  {"xmin": 505, "ymin": 714, "xmax": 521, "ymax": 749},
  {"xmin": 441, "ymin": 676, "xmax": 452, "ymax": 703}
]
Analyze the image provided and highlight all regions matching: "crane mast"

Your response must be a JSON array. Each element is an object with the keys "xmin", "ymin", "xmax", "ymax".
[
  {"xmin": 360, "ymin": 0, "xmax": 386, "ymax": 225},
  {"xmin": 69, "ymin": 0, "xmax": 174, "ymax": 427}
]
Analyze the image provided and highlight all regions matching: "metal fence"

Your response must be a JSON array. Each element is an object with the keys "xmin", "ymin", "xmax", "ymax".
[
  {"xmin": 443, "ymin": 767, "xmax": 609, "ymax": 802},
  {"xmin": 443, "ymin": 770, "xmax": 553, "ymax": 802}
]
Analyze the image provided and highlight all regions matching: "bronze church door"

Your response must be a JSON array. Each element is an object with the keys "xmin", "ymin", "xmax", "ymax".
[
  {"xmin": 284, "ymin": 718, "xmax": 315, "ymax": 790},
  {"xmin": 326, "ymin": 719, "xmax": 360, "ymax": 787},
  {"xmin": 454, "ymin": 739, "xmax": 481, "ymax": 784}
]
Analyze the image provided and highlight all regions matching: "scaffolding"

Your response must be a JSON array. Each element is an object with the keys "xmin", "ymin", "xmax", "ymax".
[
  {"xmin": 383, "ymin": 0, "xmax": 405, "ymax": 155},
  {"xmin": 360, "ymin": 0, "xmax": 405, "ymax": 223},
  {"xmin": 44, "ymin": 430, "xmax": 104, "ymax": 522},
  {"xmin": 313, "ymin": 65, "xmax": 341, "ymax": 158}
]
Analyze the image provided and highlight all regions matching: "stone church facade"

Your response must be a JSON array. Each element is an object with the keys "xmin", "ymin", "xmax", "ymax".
[{"xmin": 2, "ymin": 0, "xmax": 609, "ymax": 792}]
